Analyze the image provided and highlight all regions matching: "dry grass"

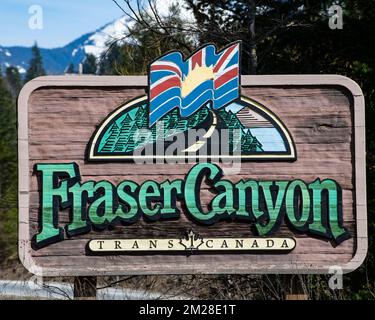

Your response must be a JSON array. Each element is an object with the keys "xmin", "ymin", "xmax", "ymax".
[{"xmin": 0, "ymin": 260, "xmax": 348, "ymax": 300}]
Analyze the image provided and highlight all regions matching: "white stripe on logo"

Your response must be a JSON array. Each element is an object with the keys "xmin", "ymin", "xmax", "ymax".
[
  {"xmin": 215, "ymin": 45, "xmax": 239, "ymax": 74},
  {"xmin": 150, "ymin": 94, "xmax": 182, "ymax": 116},
  {"xmin": 150, "ymin": 74, "xmax": 180, "ymax": 90}
]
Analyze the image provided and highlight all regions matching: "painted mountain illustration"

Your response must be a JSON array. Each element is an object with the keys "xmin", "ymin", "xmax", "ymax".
[
  {"xmin": 89, "ymin": 96, "xmax": 295, "ymax": 160},
  {"xmin": 98, "ymin": 104, "xmax": 263, "ymax": 155},
  {"xmin": 100, "ymin": 105, "xmax": 209, "ymax": 154}
]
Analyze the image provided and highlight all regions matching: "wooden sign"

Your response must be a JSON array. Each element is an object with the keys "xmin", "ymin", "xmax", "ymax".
[{"xmin": 18, "ymin": 72, "xmax": 367, "ymax": 275}]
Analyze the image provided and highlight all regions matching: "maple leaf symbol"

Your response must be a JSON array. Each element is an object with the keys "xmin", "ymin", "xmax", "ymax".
[{"xmin": 179, "ymin": 230, "xmax": 204, "ymax": 253}]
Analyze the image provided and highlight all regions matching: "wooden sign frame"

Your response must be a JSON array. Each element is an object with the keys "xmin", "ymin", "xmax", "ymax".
[{"xmin": 18, "ymin": 75, "xmax": 367, "ymax": 276}]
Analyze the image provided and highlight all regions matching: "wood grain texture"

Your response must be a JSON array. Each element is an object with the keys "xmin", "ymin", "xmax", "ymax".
[{"xmin": 18, "ymin": 75, "xmax": 367, "ymax": 276}]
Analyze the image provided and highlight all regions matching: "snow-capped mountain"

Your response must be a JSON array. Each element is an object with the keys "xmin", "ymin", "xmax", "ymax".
[
  {"xmin": 82, "ymin": 16, "xmax": 131, "ymax": 58},
  {"xmin": 0, "ymin": 0, "xmax": 196, "ymax": 76},
  {"xmin": 0, "ymin": 16, "xmax": 132, "ymax": 75}
]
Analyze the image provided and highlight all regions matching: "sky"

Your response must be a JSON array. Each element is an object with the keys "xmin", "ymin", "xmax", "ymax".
[{"xmin": 0, "ymin": 0, "xmax": 125, "ymax": 48}]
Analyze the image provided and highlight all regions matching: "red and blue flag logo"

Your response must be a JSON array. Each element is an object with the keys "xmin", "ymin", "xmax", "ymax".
[{"xmin": 148, "ymin": 42, "xmax": 241, "ymax": 126}]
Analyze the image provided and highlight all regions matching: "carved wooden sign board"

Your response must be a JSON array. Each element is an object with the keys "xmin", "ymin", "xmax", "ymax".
[{"xmin": 18, "ymin": 43, "xmax": 367, "ymax": 276}]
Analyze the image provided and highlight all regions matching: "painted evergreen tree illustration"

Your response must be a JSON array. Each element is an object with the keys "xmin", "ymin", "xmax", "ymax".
[
  {"xmin": 228, "ymin": 111, "xmax": 244, "ymax": 129},
  {"xmin": 161, "ymin": 114, "xmax": 171, "ymax": 137},
  {"xmin": 134, "ymin": 106, "xmax": 147, "ymax": 128},
  {"xmin": 101, "ymin": 122, "xmax": 120, "ymax": 152},
  {"xmin": 251, "ymin": 136, "xmax": 263, "ymax": 152},
  {"xmin": 124, "ymin": 121, "xmax": 139, "ymax": 152},
  {"xmin": 198, "ymin": 108, "xmax": 208, "ymax": 123},
  {"xmin": 176, "ymin": 118, "xmax": 188, "ymax": 132},
  {"xmin": 187, "ymin": 113, "xmax": 197, "ymax": 128},
  {"xmin": 150, "ymin": 125, "xmax": 157, "ymax": 141},
  {"xmin": 241, "ymin": 130, "xmax": 253, "ymax": 152},
  {"xmin": 241, "ymin": 130, "xmax": 263, "ymax": 152},
  {"xmin": 168, "ymin": 109, "xmax": 180, "ymax": 135},
  {"xmin": 114, "ymin": 114, "xmax": 133, "ymax": 151},
  {"xmin": 218, "ymin": 109, "xmax": 229, "ymax": 123},
  {"xmin": 133, "ymin": 106, "xmax": 151, "ymax": 148},
  {"xmin": 222, "ymin": 111, "xmax": 241, "ymax": 152}
]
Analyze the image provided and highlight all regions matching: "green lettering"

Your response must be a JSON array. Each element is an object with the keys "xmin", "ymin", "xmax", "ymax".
[
  {"xmin": 308, "ymin": 179, "xmax": 348, "ymax": 242},
  {"xmin": 184, "ymin": 163, "xmax": 221, "ymax": 223},
  {"xmin": 116, "ymin": 181, "xmax": 139, "ymax": 222},
  {"xmin": 139, "ymin": 181, "xmax": 161, "ymax": 219},
  {"xmin": 285, "ymin": 180, "xmax": 310, "ymax": 230},
  {"xmin": 34, "ymin": 163, "xmax": 78, "ymax": 246},
  {"xmin": 160, "ymin": 180, "xmax": 183, "ymax": 218},
  {"xmin": 255, "ymin": 181, "xmax": 288, "ymax": 236},
  {"xmin": 88, "ymin": 181, "xmax": 115, "ymax": 226},
  {"xmin": 67, "ymin": 181, "xmax": 94, "ymax": 235}
]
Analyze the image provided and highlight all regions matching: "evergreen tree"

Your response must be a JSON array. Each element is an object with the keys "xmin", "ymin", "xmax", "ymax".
[
  {"xmin": 66, "ymin": 63, "xmax": 75, "ymax": 74},
  {"xmin": 101, "ymin": 122, "xmax": 120, "ymax": 152},
  {"xmin": 168, "ymin": 109, "xmax": 180, "ymax": 134},
  {"xmin": 176, "ymin": 118, "xmax": 189, "ymax": 132},
  {"xmin": 0, "ymin": 73, "xmax": 17, "ymax": 259},
  {"xmin": 24, "ymin": 42, "xmax": 46, "ymax": 83},
  {"xmin": 82, "ymin": 54, "xmax": 98, "ymax": 74},
  {"xmin": 161, "ymin": 115, "xmax": 172, "ymax": 137},
  {"xmin": 187, "ymin": 114, "xmax": 197, "ymax": 128},
  {"xmin": 197, "ymin": 108, "xmax": 209, "ymax": 123},
  {"xmin": 0, "ymin": 74, "xmax": 16, "ymax": 183},
  {"xmin": 185, "ymin": 0, "xmax": 257, "ymax": 74},
  {"xmin": 152, "ymin": 125, "xmax": 158, "ymax": 141},
  {"xmin": 5, "ymin": 66, "xmax": 21, "ymax": 98},
  {"xmin": 114, "ymin": 114, "xmax": 133, "ymax": 151},
  {"xmin": 134, "ymin": 106, "xmax": 147, "ymax": 128},
  {"xmin": 241, "ymin": 130, "xmax": 262, "ymax": 152},
  {"xmin": 99, "ymin": 3, "xmax": 193, "ymax": 75},
  {"xmin": 124, "ymin": 122, "xmax": 139, "ymax": 152},
  {"xmin": 251, "ymin": 136, "xmax": 262, "ymax": 152},
  {"xmin": 219, "ymin": 110, "xmax": 243, "ymax": 130}
]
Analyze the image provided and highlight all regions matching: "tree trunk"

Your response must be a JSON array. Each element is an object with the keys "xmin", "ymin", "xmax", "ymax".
[
  {"xmin": 247, "ymin": 0, "xmax": 257, "ymax": 75},
  {"xmin": 282, "ymin": 275, "xmax": 309, "ymax": 300}
]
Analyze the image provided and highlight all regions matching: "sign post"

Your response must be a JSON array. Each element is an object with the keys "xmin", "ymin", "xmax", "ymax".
[
  {"xmin": 18, "ymin": 43, "xmax": 367, "ymax": 292},
  {"xmin": 283, "ymin": 275, "xmax": 308, "ymax": 300}
]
